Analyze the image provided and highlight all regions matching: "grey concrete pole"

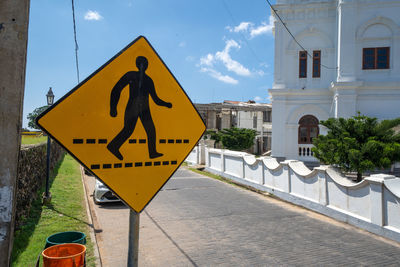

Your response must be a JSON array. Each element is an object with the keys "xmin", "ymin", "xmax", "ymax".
[
  {"xmin": 0, "ymin": 0, "xmax": 30, "ymax": 265},
  {"xmin": 127, "ymin": 210, "xmax": 140, "ymax": 267}
]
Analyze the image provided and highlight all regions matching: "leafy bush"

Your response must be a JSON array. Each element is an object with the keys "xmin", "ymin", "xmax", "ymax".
[
  {"xmin": 312, "ymin": 113, "xmax": 400, "ymax": 182},
  {"xmin": 205, "ymin": 128, "xmax": 257, "ymax": 151}
]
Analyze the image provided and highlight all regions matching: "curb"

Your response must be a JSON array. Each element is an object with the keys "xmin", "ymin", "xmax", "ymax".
[{"xmin": 80, "ymin": 166, "xmax": 103, "ymax": 266}]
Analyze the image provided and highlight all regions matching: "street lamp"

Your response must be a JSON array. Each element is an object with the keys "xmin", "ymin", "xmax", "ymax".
[
  {"xmin": 43, "ymin": 87, "xmax": 54, "ymax": 204},
  {"xmin": 46, "ymin": 87, "xmax": 54, "ymax": 105}
]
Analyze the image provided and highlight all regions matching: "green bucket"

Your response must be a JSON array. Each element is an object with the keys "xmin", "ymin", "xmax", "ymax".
[{"xmin": 45, "ymin": 231, "xmax": 86, "ymax": 248}]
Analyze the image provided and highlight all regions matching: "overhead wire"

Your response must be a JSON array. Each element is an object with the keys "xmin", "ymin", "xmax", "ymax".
[
  {"xmin": 222, "ymin": 0, "xmax": 266, "ymax": 65},
  {"xmin": 71, "ymin": 0, "xmax": 80, "ymax": 83},
  {"xmin": 264, "ymin": 0, "xmax": 337, "ymax": 70}
]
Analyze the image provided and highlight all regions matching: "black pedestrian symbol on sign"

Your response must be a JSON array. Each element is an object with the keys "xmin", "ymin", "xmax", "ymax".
[{"xmin": 107, "ymin": 56, "xmax": 172, "ymax": 160}]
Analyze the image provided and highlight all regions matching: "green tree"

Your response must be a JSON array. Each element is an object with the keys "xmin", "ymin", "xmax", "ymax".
[
  {"xmin": 27, "ymin": 105, "xmax": 49, "ymax": 130},
  {"xmin": 312, "ymin": 113, "xmax": 400, "ymax": 182},
  {"xmin": 204, "ymin": 128, "xmax": 257, "ymax": 151},
  {"xmin": 219, "ymin": 127, "xmax": 257, "ymax": 151}
]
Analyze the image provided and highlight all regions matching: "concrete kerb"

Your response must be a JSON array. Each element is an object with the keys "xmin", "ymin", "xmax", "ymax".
[{"xmin": 80, "ymin": 166, "xmax": 102, "ymax": 266}]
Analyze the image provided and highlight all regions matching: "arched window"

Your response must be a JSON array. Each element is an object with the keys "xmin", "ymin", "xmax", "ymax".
[
  {"xmin": 356, "ymin": 18, "xmax": 395, "ymax": 73},
  {"xmin": 298, "ymin": 115, "xmax": 319, "ymax": 144}
]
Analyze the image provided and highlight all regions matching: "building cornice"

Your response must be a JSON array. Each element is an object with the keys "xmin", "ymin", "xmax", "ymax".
[
  {"xmin": 269, "ymin": 88, "xmax": 333, "ymax": 97},
  {"xmin": 331, "ymin": 81, "xmax": 400, "ymax": 91},
  {"xmin": 330, "ymin": 81, "xmax": 364, "ymax": 91},
  {"xmin": 339, "ymin": 0, "xmax": 400, "ymax": 7},
  {"xmin": 273, "ymin": 2, "xmax": 336, "ymax": 22},
  {"xmin": 274, "ymin": 1, "xmax": 336, "ymax": 10}
]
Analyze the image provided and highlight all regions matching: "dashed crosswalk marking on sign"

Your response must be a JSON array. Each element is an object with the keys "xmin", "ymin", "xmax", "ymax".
[
  {"xmin": 90, "ymin": 160, "xmax": 177, "ymax": 170},
  {"xmin": 72, "ymin": 138, "xmax": 190, "ymax": 145}
]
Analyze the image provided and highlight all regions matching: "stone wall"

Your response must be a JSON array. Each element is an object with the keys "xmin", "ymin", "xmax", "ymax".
[{"xmin": 15, "ymin": 141, "xmax": 65, "ymax": 229}]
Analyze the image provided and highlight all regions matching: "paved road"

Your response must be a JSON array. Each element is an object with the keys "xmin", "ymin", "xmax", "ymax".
[{"xmin": 84, "ymin": 167, "xmax": 400, "ymax": 266}]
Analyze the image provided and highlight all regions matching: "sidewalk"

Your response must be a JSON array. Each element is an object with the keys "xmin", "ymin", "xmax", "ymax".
[{"xmin": 82, "ymin": 169, "xmax": 128, "ymax": 266}]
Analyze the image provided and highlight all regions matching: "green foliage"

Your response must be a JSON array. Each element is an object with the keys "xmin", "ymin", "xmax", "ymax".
[
  {"xmin": 220, "ymin": 128, "xmax": 257, "ymax": 151},
  {"xmin": 12, "ymin": 154, "xmax": 96, "ymax": 267},
  {"xmin": 205, "ymin": 128, "xmax": 257, "ymax": 151},
  {"xmin": 312, "ymin": 113, "xmax": 400, "ymax": 181},
  {"xmin": 27, "ymin": 106, "xmax": 49, "ymax": 130},
  {"xmin": 217, "ymin": 127, "xmax": 257, "ymax": 151}
]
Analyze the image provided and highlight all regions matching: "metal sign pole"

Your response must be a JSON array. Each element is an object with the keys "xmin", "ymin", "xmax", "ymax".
[
  {"xmin": 45, "ymin": 136, "xmax": 51, "ymax": 197},
  {"xmin": 127, "ymin": 209, "xmax": 140, "ymax": 267}
]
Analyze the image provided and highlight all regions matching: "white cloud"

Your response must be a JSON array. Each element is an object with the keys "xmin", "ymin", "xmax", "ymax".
[
  {"xmin": 254, "ymin": 96, "xmax": 263, "ymax": 102},
  {"xmin": 200, "ymin": 54, "xmax": 214, "ymax": 66},
  {"xmin": 198, "ymin": 39, "xmax": 255, "ymax": 84},
  {"xmin": 215, "ymin": 40, "xmax": 251, "ymax": 76},
  {"xmin": 227, "ymin": 16, "xmax": 274, "ymax": 38},
  {"xmin": 250, "ymin": 16, "xmax": 274, "ymax": 38},
  {"xmin": 84, "ymin": 10, "xmax": 103, "ymax": 21},
  {"xmin": 233, "ymin": 22, "xmax": 253, "ymax": 33},
  {"xmin": 200, "ymin": 67, "xmax": 238, "ymax": 85}
]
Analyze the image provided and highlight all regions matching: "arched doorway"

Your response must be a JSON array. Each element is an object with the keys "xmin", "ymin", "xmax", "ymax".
[{"xmin": 298, "ymin": 115, "xmax": 319, "ymax": 157}]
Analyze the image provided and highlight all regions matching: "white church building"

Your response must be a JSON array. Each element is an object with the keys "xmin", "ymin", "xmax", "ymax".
[{"xmin": 269, "ymin": 0, "xmax": 400, "ymax": 162}]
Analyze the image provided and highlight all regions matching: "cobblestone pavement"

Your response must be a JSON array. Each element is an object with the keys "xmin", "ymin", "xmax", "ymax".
[{"xmin": 84, "ymin": 167, "xmax": 400, "ymax": 266}]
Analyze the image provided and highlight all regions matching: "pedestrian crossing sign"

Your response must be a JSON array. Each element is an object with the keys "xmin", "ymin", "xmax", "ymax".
[{"xmin": 36, "ymin": 36, "xmax": 206, "ymax": 213}]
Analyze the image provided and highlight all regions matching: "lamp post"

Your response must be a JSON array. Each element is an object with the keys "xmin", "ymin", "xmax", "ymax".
[{"xmin": 43, "ymin": 87, "xmax": 54, "ymax": 204}]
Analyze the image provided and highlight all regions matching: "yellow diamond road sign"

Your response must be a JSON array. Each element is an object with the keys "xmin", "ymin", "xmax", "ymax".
[{"xmin": 37, "ymin": 36, "xmax": 206, "ymax": 213}]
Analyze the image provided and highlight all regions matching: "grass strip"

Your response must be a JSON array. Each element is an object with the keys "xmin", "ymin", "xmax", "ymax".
[
  {"xmin": 12, "ymin": 154, "xmax": 96, "ymax": 267},
  {"xmin": 21, "ymin": 135, "xmax": 47, "ymax": 145}
]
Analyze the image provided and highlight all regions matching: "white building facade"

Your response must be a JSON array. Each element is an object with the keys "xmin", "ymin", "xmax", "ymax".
[
  {"xmin": 270, "ymin": 0, "xmax": 400, "ymax": 162},
  {"xmin": 196, "ymin": 101, "xmax": 272, "ymax": 154},
  {"xmin": 235, "ymin": 105, "xmax": 272, "ymax": 154}
]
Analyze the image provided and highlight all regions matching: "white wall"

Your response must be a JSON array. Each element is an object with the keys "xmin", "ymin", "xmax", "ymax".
[
  {"xmin": 237, "ymin": 110, "xmax": 271, "ymax": 133},
  {"xmin": 271, "ymin": 0, "xmax": 400, "ymax": 159},
  {"xmin": 186, "ymin": 146, "xmax": 400, "ymax": 243},
  {"xmin": 270, "ymin": 90, "xmax": 332, "ymax": 160},
  {"xmin": 273, "ymin": 0, "xmax": 336, "ymax": 90},
  {"xmin": 353, "ymin": 3, "xmax": 400, "ymax": 83},
  {"xmin": 237, "ymin": 111, "xmax": 257, "ymax": 130},
  {"xmin": 274, "ymin": 0, "xmax": 400, "ymax": 85},
  {"xmin": 185, "ymin": 146, "xmax": 199, "ymax": 165}
]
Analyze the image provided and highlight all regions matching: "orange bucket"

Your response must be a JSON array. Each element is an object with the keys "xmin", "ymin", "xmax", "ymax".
[{"xmin": 42, "ymin": 243, "xmax": 86, "ymax": 267}]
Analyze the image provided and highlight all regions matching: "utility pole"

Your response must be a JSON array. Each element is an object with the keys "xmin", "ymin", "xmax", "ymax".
[{"xmin": 0, "ymin": 0, "xmax": 30, "ymax": 265}]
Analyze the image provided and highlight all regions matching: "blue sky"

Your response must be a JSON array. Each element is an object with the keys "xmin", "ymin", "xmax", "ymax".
[{"xmin": 24, "ymin": 0, "xmax": 275, "ymax": 128}]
